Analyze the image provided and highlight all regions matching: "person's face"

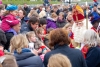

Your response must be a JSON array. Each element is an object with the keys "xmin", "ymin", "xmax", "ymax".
[
  {"xmin": 11, "ymin": 10, "xmax": 18, "ymax": 16},
  {"xmin": 31, "ymin": 22, "xmax": 39, "ymax": 30},
  {"xmin": 13, "ymin": 23, "xmax": 21, "ymax": 33},
  {"xmin": 67, "ymin": 14, "xmax": 73, "ymax": 21},
  {"xmin": 93, "ymin": 22, "xmax": 99, "ymax": 29},
  {"xmin": 93, "ymin": 6, "xmax": 97, "ymax": 11},
  {"xmin": 41, "ymin": 24, "xmax": 46, "ymax": 30},
  {"xmin": 47, "ymin": 7, "xmax": 50, "ymax": 11},
  {"xmin": 30, "ymin": 34, "xmax": 36, "ymax": 42},
  {"xmin": 18, "ymin": 10, "xmax": 24, "ymax": 19},
  {"xmin": 66, "ymin": 26, "xmax": 72, "ymax": 32}
]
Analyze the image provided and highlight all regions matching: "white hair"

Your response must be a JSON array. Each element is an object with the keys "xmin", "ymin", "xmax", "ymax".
[{"xmin": 84, "ymin": 29, "xmax": 98, "ymax": 47}]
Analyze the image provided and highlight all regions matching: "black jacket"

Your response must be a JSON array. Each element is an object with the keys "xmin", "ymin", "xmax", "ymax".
[
  {"xmin": 44, "ymin": 44, "xmax": 87, "ymax": 67},
  {"xmin": 14, "ymin": 52, "xmax": 44, "ymax": 67}
]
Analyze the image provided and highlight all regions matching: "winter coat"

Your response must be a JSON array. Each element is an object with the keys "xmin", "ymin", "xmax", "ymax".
[
  {"xmin": 5, "ymin": 29, "xmax": 17, "ymax": 50},
  {"xmin": 14, "ymin": 49, "xmax": 44, "ymax": 67},
  {"xmin": 44, "ymin": 44, "xmax": 87, "ymax": 67},
  {"xmin": 56, "ymin": 18, "xmax": 67, "ymax": 28},
  {"xmin": 86, "ymin": 47, "xmax": 100, "ymax": 67},
  {"xmin": 1, "ymin": 14, "xmax": 19, "ymax": 32},
  {"xmin": 46, "ymin": 17, "xmax": 57, "ymax": 30}
]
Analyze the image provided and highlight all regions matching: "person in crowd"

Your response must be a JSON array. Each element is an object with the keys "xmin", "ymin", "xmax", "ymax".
[
  {"xmin": 63, "ymin": 23, "xmax": 75, "ymax": 48},
  {"xmin": 52, "ymin": 5, "xmax": 60, "ymax": 15},
  {"xmin": 23, "ymin": 3, "xmax": 30, "ymax": 16},
  {"xmin": 44, "ymin": 28, "xmax": 54, "ymax": 49},
  {"xmin": 66, "ymin": 12, "xmax": 74, "ymax": 25},
  {"xmin": 48, "ymin": 54, "xmax": 72, "ymax": 67},
  {"xmin": 46, "ymin": 13, "xmax": 58, "ymax": 30},
  {"xmin": 56, "ymin": 12, "xmax": 67, "ymax": 28},
  {"xmin": 43, "ymin": 28, "xmax": 87, "ymax": 67},
  {"xmin": 39, "ymin": 18, "xmax": 47, "ymax": 41},
  {"xmin": 20, "ymin": 16, "xmax": 39, "ymax": 33},
  {"xmin": 0, "ymin": 55, "xmax": 18, "ymax": 67},
  {"xmin": 0, "ymin": 29, "xmax": 7, "ymax": 47},
  {"xmin": 26, "ymin": 31, "xmax": 41, "ymax": 50},
  {"xmin": 1, "ymin": 4, "xmax": 20, "ymax": 32},
  {"xmin": 4, "ymin": 22, "xmax": 21, "ymax": 50},
  {"xmin": 18, "ymin": 9, "xmax": 28, "ymax": 25},
  {"xmin": 39, "ymin": 8, "xmax": 46, "ymax": 18},
  {"xmin": 90, "ymin": 11, "xmax": 100, "ymax": 33},
  {"xmin": 27, "ymin": 9, "xmax": 38, "ymax": 18},
  {"xmin": 10, "ymin": 34, "xmax": 44, "ymax": 67},
  {"xmin": 45, "ymin": 6, "xmax": 51, "ymax": 17},
  {"xmin": 83, "ymin": 30, "xmax": 100, "ymax": 67}
]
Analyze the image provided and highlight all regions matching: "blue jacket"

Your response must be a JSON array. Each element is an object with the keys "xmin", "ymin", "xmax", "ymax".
[
  {"xmin": 86, "ymin": 47, "xmax": 100, "ymax": 67},
  {"xmin": 14, "ymin": 50, "xmax": 44, "ymax": 67},
  {"xmin": 43, "ymin": 44, "xmax": 87, "ymax": 67}
]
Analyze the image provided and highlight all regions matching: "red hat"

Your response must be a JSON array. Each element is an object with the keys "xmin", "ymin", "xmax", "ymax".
[{"xmin": 72, "ymin": 5, "xmax": 84, "ymax": 23}]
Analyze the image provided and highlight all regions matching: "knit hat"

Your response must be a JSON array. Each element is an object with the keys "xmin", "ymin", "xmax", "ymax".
[{"xmin": 6, "ymin": 5, "xmax": 18, "ymax": 11}]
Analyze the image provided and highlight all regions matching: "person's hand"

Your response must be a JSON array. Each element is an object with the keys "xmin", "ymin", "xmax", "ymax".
[{"xmin": 32, "ymin": 49, "xmax": 38, "ymax": 56}]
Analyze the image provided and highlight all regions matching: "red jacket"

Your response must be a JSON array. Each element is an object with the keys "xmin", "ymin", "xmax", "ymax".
[{"xmin": 1, "ymin": 14, "xmax": 19, "ymax": 32}]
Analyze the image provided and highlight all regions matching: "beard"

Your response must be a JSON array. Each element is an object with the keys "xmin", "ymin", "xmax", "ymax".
[{"xmin": 73, "ymin": 26, "xmax": 86, "ymax": 43}]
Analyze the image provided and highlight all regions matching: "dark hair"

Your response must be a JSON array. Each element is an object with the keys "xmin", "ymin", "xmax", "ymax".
[
  {"xmin": 19, "ymin": 9, "xmax": 26, "ymax": 16},
  {"xmin": 49, "ymin": 28, "xmax": 70, "ymax": 47},
  {"xmin": 39, "ymin": 18, "xmax": 47, "ymax": 27},
  {"xmin": 28, "ymin": 16, "xmax": 39, "ymax": 24},
  {"xmin": 91, "ymin": 19, "xmax": 100, "ymax": 25}
]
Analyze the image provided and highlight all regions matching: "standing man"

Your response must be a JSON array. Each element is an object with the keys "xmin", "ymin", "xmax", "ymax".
[{"xmin": 44, "ymin": 0, "xmax": 50, "ymax": 6}]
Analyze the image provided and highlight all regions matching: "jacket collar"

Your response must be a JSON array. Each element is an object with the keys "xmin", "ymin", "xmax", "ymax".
[{"xmin": 54, "ymin": 44, "xmax": 68, "ymax": 49}]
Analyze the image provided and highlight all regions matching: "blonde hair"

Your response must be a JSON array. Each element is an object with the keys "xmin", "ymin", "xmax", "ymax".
[
  {"xmin": 36, "ymin": 28, "xmax": 44, "ymax": 34},
  {"xmin": 84, "ymin": 29, "xmax": 99, "ymax": 47},
  {"xmin": 2, "ymin": 55, "xmax": 18, "ymax": 67},
  {"xmin": 48, "ymin": 54, "xmax": 72, "ymax": 67},
  {"xmin": 63, "ymin": 23, "xmax": 72, "ymax": 30},
  {"xmin": 28, "ymin": 10, "xmax": 39, "ymax": 18},
  {"xmin": 10, "ymin": 34, "xmax": 29, "ymax": 53},
  {"xmin": 51, "ymin": 13, "xmax": 57, "ymax": 18},
  {"xmin": 26, "ymin": 31, "xmax": 35, "ymax": 39}
]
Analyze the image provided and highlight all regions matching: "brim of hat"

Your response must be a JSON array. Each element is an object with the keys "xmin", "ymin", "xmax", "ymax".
[{"xmin": 91, "ymin": 17, "xmax": 100, "ymax": 23}]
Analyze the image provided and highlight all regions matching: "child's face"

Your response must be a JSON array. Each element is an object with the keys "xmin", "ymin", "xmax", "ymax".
[
  {"xmin": 11, "ymin": 10, "xmax": 18, "ymax": 16},
  {"xmin": 0, "ymin": 46, "xmax": 3, "ymax": 51},
  {"xmin": 66, "ymin": 26, "xmax": 72, "ymax": 32},
  {"xmin": 30, "ymin": 34, "xmax": 36, "ymax": 42},
  {"xmin": 42, "ymin": 24, "xmax": 46, "ymax": 30}
]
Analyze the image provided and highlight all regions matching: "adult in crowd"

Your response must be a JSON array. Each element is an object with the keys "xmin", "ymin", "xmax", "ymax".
[
  {"xmin": 20, "ymin": 16, "xmax": 39, "ymax": 33},
  {"xmin": 0, "ymin": 29, "xmax": 7, "ymax": 46},
  {"xmin": 45, "ymin": 6, "xmax": 51, "ymax": 17},
  {"xmin": 43, "ymin": 28, "xmax": 87, "ymax": 67},
  {"xmin": 4, "ymin": 22, "xmax": 21, "ymax": 50},
  {"xmin": 18, "ymin": 9, "xmax": 28, "ymax": 25},
  {"xmin": 10, "ymin": 34, "xmax": 44, "ymax": 67},
  {"xmin": 23, "ymin": 3, "xmax": 30, "ymax": 16},
  {"xmin": 48, "ymin": 54, "xmax": 72, "ymax": 67},
  {"xmin": 83, "ymin": 30, "xmax": 100, "ymax": 67},
  {"xmin": 56, "ymin": 12, "xmax": 67, "ymax": 28},
  {"xmin": 52, "ymin": 5, "xmax": 60, "ymax": 15}
]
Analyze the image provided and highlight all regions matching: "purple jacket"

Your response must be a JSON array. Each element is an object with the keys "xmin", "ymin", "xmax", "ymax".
[
  {"xmin": 46, "ymin": 18, "xmax": 57, "ymax": 30},
  {"xmin": 1, "ymin": 14, "xmax": 19, "ymax": 32}
]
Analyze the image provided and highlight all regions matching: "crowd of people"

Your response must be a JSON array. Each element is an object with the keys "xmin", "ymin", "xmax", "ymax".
[{"xmin": 0, "ymin": 1, "xmax": 100, "ymax": 67}]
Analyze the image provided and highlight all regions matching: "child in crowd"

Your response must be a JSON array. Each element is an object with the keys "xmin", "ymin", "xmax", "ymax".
[
  {"xmin": 39, "ymin": 18, "xmax": 47, "ymax": 41},
  {"xmin": 26, "ymin": 31, "xmax": 50, "ymax": 54},
  {"xmin": 63, "ymin": 23, "xmax": 75, "ymax": 48},
  {"xmin": 1, "ymin": 5, "xmax": 20, "ymax": 32}
]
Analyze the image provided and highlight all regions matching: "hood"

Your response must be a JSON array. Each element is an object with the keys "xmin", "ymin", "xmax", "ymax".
[
  {"xmin": 47, "ymin": 17, "xmax": 56, "ymax": 23},
  {"xmin": 14, "ymin": 52, "xmax": 35, "ymax": 61}
]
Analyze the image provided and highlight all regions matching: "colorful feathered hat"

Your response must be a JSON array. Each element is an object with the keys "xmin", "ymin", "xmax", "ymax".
[{"xmin": 6, "ymin": 5, "xmax": 18, "ymax": 11}]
